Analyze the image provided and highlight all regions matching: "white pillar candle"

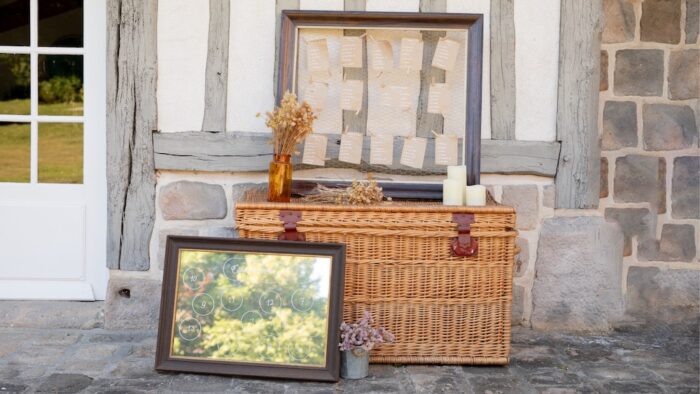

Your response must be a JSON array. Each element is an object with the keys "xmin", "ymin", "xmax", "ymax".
[
  {"xmin": 465, "ymin": 185, "xmax": 486, "ymax": 206},
  {"xmin": 447, "ymin": 165, "xmax": 467, "ymax": 204},
  {"xmin": 443, "ymin": 179, "xmax": 463, "ymax": 206}
]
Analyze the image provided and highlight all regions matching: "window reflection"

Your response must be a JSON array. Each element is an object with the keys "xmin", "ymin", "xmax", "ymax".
[
  {"xmin": 0, "ymin": 0, "xmax": 30, "ymax": 46},
  {"xmin": 39, "ymin": 0, "xmax": 83, "ymax": 48},
  {"xmin": 0, "ymin": 54, "xmax": 30, "ymax": 115},
  {"xmin": 0, "ymin": 122, "xmax": 31, "ymax": 183},
  {"xmin": 38, "ymin": 122, "xmax": 83, "ymax": 184},
  {"xmin": 38, "ymin": 55, "xmax": 83, "ymax": 115}
]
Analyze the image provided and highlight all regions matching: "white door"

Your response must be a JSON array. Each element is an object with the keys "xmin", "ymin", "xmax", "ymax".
[{"xmin": 0, "ymin": 0, "xmax": 107, "ymax": 300}]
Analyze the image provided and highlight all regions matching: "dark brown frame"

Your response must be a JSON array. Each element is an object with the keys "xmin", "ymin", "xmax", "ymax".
[
  {"xmin": 155, "ymin": 236, "xmax": 346, "ymax": 382},
  {"xmin": 277, "ymin": 10, "xmax": 484, "ymax": 191}
]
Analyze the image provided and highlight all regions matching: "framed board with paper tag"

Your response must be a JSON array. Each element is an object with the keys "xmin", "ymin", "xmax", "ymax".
[
  {"xmin": 276, "ymin": 11, "xmax": 484, "ymax": 199},
  {"xmin": 155, "ymin": 236, "xmax": 346, "ymax": 381}
]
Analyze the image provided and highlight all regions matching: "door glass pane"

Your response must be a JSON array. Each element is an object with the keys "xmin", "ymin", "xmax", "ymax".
[
  {"xmin": 39, "ymin": 0, "xmax": 83, "ymax": 47},
  {"xmin": 0, "ymin": 54, "xmax": 30, "ymax": 115},
  {"xmin": 38, "ymin": 54, "xmax": 83, "ymax": 115},
  {"xmin": 38, "ymin": 122, "xmax": 83, "ymax": 184},
  {"xmin": 0, "ymin": 122, "xmax": 30, "ymax": 183},
  {"xmin": 0, "ymin": 0, "xmax": 30, "ymax": 46}
]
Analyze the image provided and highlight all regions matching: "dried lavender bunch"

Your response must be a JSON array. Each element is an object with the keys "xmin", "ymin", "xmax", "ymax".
[
  {"xmin": 263, "ymin": 91, "xmax": 316, "ymax": 156},
  {"xmin": 339, "ymin": 311, "xmax": 395, "ymax": 353},
  {"xmin": 302, "ymin": 178, "xmax": 385, "ymax": 205}
]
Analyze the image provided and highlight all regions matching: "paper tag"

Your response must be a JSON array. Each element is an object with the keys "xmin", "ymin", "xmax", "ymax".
[
  {"xmin": 434, "ymin": 134, "xmax": 459, "ymax": 166},
  {"xmin": 340, "ymin": 80, "xmax": 364, "ymax": 112},
  {"xmin": 399, "ymin": 37, "xmax": 423, "ymax": 71},
  {"xmin": 369, "ymin": 40, "xmax": 393, "ymax": 71},
  {"xmin": 380, "ymin": 85, "xmax": 411, "ymax": 110},
  {"xmin": 307, "ymin": 39, "xmax": 330, "ymax": 72},
  {"xmin": 303, "ymin": 82, "xmax": 328, "ymax": 111},
  {"xmin": 338, "ymin": 132, "xmax": 364, "ymax": 164},
  {"xmin": 431, "ymin": 38, "xmax": 460, "ymax": 71},
  {"xmin": 400, "ymin": 137, "xmax": 427, "ymax": 169},
  {"xmin": 302, "ymin": 134, "xmax": 328, "ymax": 166},
  {"xmin": 427, "ymin": 83, "xmax": 450, "ymax": 115},
  {"xmin": 369, "ymin": 134, "xmax": 394, "ymax": 166},
  {"xmin": 340, "ymin": 36, "xmax": 363, "ymax": 68}
]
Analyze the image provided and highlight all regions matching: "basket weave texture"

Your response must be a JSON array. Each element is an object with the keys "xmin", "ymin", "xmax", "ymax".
[{"xmin": 235, "ymin": 197, "xmax": 517, "ymax": 365}]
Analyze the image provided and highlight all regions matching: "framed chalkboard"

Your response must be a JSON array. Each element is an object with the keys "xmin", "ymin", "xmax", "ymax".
[{"xmin": 155, "ymin": 236, "xmax": 345, "ymax": 382}]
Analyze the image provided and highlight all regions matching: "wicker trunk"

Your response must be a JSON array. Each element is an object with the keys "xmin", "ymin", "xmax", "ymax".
[{"xmin": 235, "ymin": 198, "xmax": 517, "ymax": 365}]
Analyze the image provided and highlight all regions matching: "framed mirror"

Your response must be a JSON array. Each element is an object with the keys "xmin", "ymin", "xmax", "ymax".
[
  {"xmin": 276, "ymin": 11, "xmax": 484, "ymax": 198},
  {"xmin": 155, "ymin": 236, "xmax": 346, "ymax": 382}
]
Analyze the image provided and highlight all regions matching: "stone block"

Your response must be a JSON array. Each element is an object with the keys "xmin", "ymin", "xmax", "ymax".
[
  {"xmin": 614, "ymin": 50, "xmax": 664, "ymax": 96},
  {"xmin": 600, "ymin": 50, "xmax": 609, "ymax": 91},
  {"xmin": 640, "ymin": 0, "xmax": 682, "ymax": 44},
  {"xmin": 600, "ymin": 157, "xmax": 609, "ymax": 198},
  {"xmin": 157, "ymin": 228, "xmax": 198, "ymax": 269},
  {"xmin": 643, "ymin": 104, "xmax": 698, "ymax": 150},
  {"xmin": 501, "ymin": 185, "xmax": 540, "ymax": 230},
  {"xmin": 687, "ymin": 0, "xmax": 699, "ymax": 43},
  {"xmin": 639, "ymin": 224, "xmax": 696, "ymax": 262},
  {"xmin": 626, "ymin": 267, "xmax": 700, "ymax": 322},
  {"xmin": 105, "ymin": 275, "xmax": 162, "ymax": 331},
  {"xmin": 604, "ymin": 208, "xmax": 655, "ymax": 256},
  {"xmin": 543, "ymin": 185, "xmax": 555, "ymax": 208},
  {"xmin": 602, "ymin": 101, "xmax": 638, "ymax": 150},
  {"xmin": 531, "ymin": 217, "xmax": 624, "ymax": 332},
  {"xmin": 511, "ymin": 285, "xmax": 525, "ymax": 326},
  {"xmin": 231, "ymin": 183, "xmax": 265, "ymax": 208},
  {"xmin": 0, "ymin": 301, "xmax": 104, "ymax": 329},
  {"xmin": 672, "ymin": 156, "xmax": 700, "ymax": 219},
  {"xmin": 668, "ymin": 50, "xmax": 700, "ymax": 100},
  {"xmin": 603, "ymin": 0, "xmax": 636, "ymax": 43},
  {"xmin": 514, "ymin": 238, "xmax": 530, "ymax": 277},
  {"xmin": 159, "ymin": 181, "xmax": 227, "ymax": 220},
  {"xmin": 614, "ymin": 155, "xmax": 666, "ymax": 213}
]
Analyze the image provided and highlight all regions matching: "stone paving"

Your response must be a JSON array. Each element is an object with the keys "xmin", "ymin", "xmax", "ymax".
[{"xmin": 0, "ymin": 322, "xmax": 697, "ymax": 393}]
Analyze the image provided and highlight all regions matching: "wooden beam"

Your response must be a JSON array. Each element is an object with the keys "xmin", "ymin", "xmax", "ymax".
[
  {"xmin": 274, "ymin": 0, "xmax": 300, "ymax": 100},
  {"xmin": 555, "ymin": 0, "xmax": 602, "ymax": 208},
  {"xmin": 490, "ymin": 0, "xmax": 516, "ymax": 140},
  {"xmin": 201, "ymin": 0, "xmax": 230, "ymax": 131},
  {"xmin": 154, "ymin": 131, "xmax": 560, "ymax": 177},
  {"xmin": 106, "ymin": 0, "xmax": 157, "ymax": 271}
]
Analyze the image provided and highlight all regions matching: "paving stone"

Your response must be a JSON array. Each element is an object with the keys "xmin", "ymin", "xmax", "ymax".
[
  {"xmin": 600, "ymin": 157, "xmax": 609, "ymax": 198},
  {"xmin": 159, "ymin": 181, "xmax": 227, "ymax": 220},
  {"xmin": 614, "ymin": 50, "xmax": 664, "ymax": 96},
  {"xmin": 604, "ymin": 207, "xmax": 655, "ymax": 256},
  {"xmin": 626, "ymin": 266, "xmax": 700, "ymax": 322},
  {"xmin": 0, "ymin": 382, "xmax": 27, "ymax": 394},
  {"xmin": 643, "ymin": 104, "xmax": 698, "ymax": 150},
  {"xmin": 601, "ymin": 380, "xmax": 666, "ymax": 393},
  {"xmin": 406, "ymin": 366, "xmax": 467, "ymax": 393},
  {"xmin": 672, "ymin": 156, "xmax": 700, "ymax": 219},
  {"xmin": 668, "ymin": 50, "xmax": 700, "ymax": 100},
  {"xmin": 167, "ymin": 373, "xmax": 234, "ymax": 392},
  {"xmin": 0, "ymin": 301, "xmax": 103, "ymax": 329},
  {"xmin": 157, "ymin": 228, "xmax": 198, "ymax": 269},
  {"xmin": 514, "ymin": 238, "xmax": 529, "ymax": 278},
  {"xmin": 510, "ymin": 344, "xmax": 562, "ymax": 370},
  {"xmin": 600, "ymin": 50, "xmax": 609, "ymax": 91},
  {"xmin": 104, "ymin": 275, "xmax": 162, "ymax": 331},
  {"xmin": 614, "ymin": 155, "xmax": 666, "ymax": 213},
  {"xmin": 639, "ymin": 224, "xmax": 696, "ymax": 262},
  {"xmin": 468, "ymin": 375, "xmax": 535, "ymax": 394},
  {"xmin": 687, "ymin": 0, "xmax": 700, "ymax": 43},
  {"xmin": 602, "ymin": 101, "xmax": 637, "ymax": 150},
  {"xmin": 603, "ymin": 0, "xmax": 637, "ymax": 43},
  {"xmin": 36, "ymin": 373, "xmax": 93, "ymax": 393},
  {"xmin": 501, "ymin": 185, "xmax": 539, "ymax": 230},
  {"xmin": 531, "ymin": 217, "xmax": 624, "ymax": 332},
  {"xmin": 640, "ymin": 0, "xmax": 682, "ymax": 43}
]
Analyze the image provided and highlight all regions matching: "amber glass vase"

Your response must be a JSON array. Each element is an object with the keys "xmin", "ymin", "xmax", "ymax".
[{"xmin": 267, "ymin": 154, "xmax": 293, "ymax": 202}]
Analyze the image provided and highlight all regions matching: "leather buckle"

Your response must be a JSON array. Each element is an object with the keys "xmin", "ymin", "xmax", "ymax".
[
  {"xmin": 451, "ymin": 213, "xmax": 478, "ymax": 257},
  {"xmin": 278, "ymin": 210, "xmax": 305, "ymax": 241}
]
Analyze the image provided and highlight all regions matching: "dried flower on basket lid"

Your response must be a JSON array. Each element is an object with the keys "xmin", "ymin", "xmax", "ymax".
[
  {"xmin": 302, "ymin": 176, "xmax": 386, "ymax": 205},
  {"xmin": 262, "ymin": 91, "xmax": 317, "ymax": 156}
]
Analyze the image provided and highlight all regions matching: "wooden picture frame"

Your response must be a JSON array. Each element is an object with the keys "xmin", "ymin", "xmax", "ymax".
[
  {"xmin": 155, "ymin": 236, "xmax": 346, "ymax": 382},
  {"xmin": 277, "ymin": 10, "xmax": 484, "ymax": 194}
]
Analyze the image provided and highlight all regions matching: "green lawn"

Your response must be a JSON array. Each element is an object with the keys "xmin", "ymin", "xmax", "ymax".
[
  {"xmin": 0, "ymin": 98, "xmax": 83, "ymax": 116},
  {"xmin": 0, "ymin": 99, "xmax": 83, "ymax": 184}
]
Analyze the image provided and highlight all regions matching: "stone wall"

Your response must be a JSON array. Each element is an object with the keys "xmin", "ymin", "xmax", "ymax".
[{"xmin": 600, "ymin": 0, "xmax": 699, "ymax": 322}]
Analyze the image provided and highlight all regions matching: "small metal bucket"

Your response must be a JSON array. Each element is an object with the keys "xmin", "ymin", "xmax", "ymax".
[{"xmin": 340, "ymin": 349, "xmax": 369, "ymax": 379}]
